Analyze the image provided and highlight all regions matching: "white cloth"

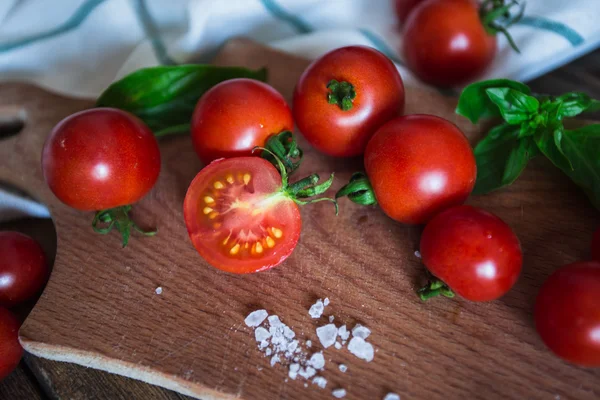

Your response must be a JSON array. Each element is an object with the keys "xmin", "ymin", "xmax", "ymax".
[{"xmin": 1, "ymin": 0, "xmax": 599, "ymax": 221}]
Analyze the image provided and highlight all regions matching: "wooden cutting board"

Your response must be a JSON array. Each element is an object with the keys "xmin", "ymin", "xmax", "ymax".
[{"xmin": 0, "ymin": 39, "xmax": 598, "ymax": 400}]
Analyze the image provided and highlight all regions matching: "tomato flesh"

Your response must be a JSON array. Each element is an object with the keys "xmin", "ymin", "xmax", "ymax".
[
  {"xmin": 184, "ymin": 158, "xmax": 301, "ymax": 273},
  {"xmin": 592, "ymin": 227, "xmax": 600, "ymax": 261},
  {"xmin": 535, "ymin": 261, "xmax": 600, "ymax": 367},
  {"xmin": 365, "ymin": 115, "xmax": 476, "ymax": 224},
  {"xmin": 0, "ymin": 232, "xmax": 48, "ymax": 307},
  {"xmin": 0, "ymin": 307, "xmax": 22, "ymax": 380},
  {"xmin": 420, "ymin": 205, "xmax": 522, "ymax": 301}
]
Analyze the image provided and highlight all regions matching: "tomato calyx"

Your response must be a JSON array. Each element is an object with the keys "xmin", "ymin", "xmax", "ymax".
[
  {"xmin": 417, "ymin": 275, "xmax": 455, "ymax": 301},
  {"xmin": 327, "ymin": 79, "xmax": 356, "ymax": 111},
  {"xmin": 92, "ymin": 205, "xmax": 157, "ymax": 248},
  {"xmin": 479, "ymin": 0, "xmax": 525, "ymax": 53},
  {"xmin": 335, "ymin": 172, "xmax": 377, "ymax": 206},
  {"xmin": 261, "ymin": 131, "xmax": 303, "ymax": 175}
]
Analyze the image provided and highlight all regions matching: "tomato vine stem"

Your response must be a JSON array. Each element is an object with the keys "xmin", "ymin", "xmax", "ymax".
[
  {"xmin": 335, "ymin": 172, "xmax": 378, "ymax": 206},
  {"xmin": 479, "ymin": 0, "xmax": 525, "ymax": 53},
  {"xmin": 92, "ymin": 205, "xmax": 157, "ymax": 247},
  {"xmin": 327, "ymin": 79, "xmax": 356, "ymax": 111},
  {"xmin": 417, "ymin": 277, "xmax": 455, "ymax": 301}
]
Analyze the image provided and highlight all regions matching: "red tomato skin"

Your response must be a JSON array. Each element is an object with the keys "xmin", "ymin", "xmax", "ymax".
[
  {"xmin": 0, "ymin": 232, "xmax": 48, "ymax": 307},
  {"xmin": 0, "ymin": 307, "xmax": 23, "ymax": 380},
  {"xmin": 365, "ymin": 115, "xmax": 476, "ymax": 224},
  {"xmin": 184, "ymin": 157, "xmax": 301, "ymax": 274},
  {"xmin": 394, "ymin": 0, "xmax": 425, "ymax": 24},
  {"xmin": 592, "ymin": 227, "xmax": 600, "ymax": 261},
  {"xmin": 420, "ymin": 205, "xmax": 523, "ymax": 301},
  {"xmin": 191, "ymin": 79, "xmax": 293, "ymax": 164},
  {"xmin": 42, "ymin": 108, "xmax": 161, "ymax": 211},
  {"xmin": 402, "ymin": 0, "xmax": 497, "ymax": 87},
  {"xmin": 535, "ymin": 261, "xmax": 600, "ymax": 367},
  {"xmin": 293, "ymin": 46, "xmax": 405, "ymax": 157}
]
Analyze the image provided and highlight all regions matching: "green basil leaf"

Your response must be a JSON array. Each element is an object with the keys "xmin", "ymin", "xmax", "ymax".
[
  {"xmin": 473, "ymin": 123, "xmax": 538, "ymax": 194},
  {"xmin": 456, "ymin": 79, "xmax": 531, "ymax": 124},
  {"xmin": 485, "ymin": 88, "xmax": 540, "ymax": 124},
  {"xmin": 96, "ymin": 65, "xmax": 268, "ymax": 132},
  {"xmin": 534, "ymin": 127, "xmax": 573, "ymax": 172},
  {"xmin": 556, "ymin": 92, "xmax": 600, "ymax": 118},
  {"xmin": 554, "ymin": 125, "xmax": 600, "ymax": 210}
]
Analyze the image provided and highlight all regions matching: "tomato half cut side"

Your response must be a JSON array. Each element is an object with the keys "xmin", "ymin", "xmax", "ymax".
[{"xmin": 184, "ymin": 158, "xmax": 301, "ymax": 274}]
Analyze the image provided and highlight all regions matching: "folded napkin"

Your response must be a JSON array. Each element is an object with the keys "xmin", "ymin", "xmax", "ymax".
[{"xmin": 1, "ymin": 0, "xmax": 599, "ymax": 221}]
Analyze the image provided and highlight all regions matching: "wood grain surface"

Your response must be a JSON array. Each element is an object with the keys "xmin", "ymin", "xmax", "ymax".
[{"xmin": 0, "ymin": 39, "xmax": 599, "ymax": 400}]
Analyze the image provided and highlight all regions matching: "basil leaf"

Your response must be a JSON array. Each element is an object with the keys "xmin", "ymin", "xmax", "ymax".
[
  {"xmin": 556, "ymin": 92, "xmax": 600, "ymax": 118},
  {"xmin": 456, "ymin": 79, "xmax": 531, "ymax": 124},
  {"xmin": 96, "ymin": 65, "xmax": 268, "ymax": 132},
  {"xmin": 534, "ymin": 128, "xmax": 573, "ymax": 172},
  {"xmin": 555, "ymin": 125, "xmax": 600, "ymax": 210},
  {"xmin": 485, "ymin": 88, "xmax": 540, "ymax": 125},
  {"xmin": 473, "ymin": 123, "xmax": 538, "ymax": 194}
]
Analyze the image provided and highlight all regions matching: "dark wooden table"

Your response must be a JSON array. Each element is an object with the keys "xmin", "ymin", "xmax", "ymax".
[{"xmin": 1, "ymin": 48, "xmax": 599, "ymax": 400}]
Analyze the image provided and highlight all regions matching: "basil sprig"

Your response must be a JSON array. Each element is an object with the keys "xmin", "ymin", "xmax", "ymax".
[
  {"xmin": 457, "ymin": 79, "xmax": 600, "ymax": 210},
  {"xmin": 97, "ymin": 65, "xmax": 267, "ymax": 136}
]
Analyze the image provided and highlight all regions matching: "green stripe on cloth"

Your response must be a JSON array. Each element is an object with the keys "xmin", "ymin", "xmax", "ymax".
[
  {"xmin": 0, "ymin": 0, "xmax": 107, "ymax": 52},
  {"xmin": 260, "ymin": 0, "xmax": 313, "ymax": 34},
  {"xmin": 358, "ymin": 28, "xmax": 404, "ymax": 66},
  {"xmin": 133, "ymin": 0, "xmax": 176, "ymax": 65},
  {"xmin": 517, "ymin": 16, "xmax": 584, "ymax": 46}
]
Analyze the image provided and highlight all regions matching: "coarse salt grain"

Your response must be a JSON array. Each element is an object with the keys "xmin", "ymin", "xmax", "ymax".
[
  {"xmin": 283, "ymin": 326, "xmax": 296, "ymax": 339},
  {"xmin": 298, "ymin": 366, "xmax": 317, "ymax": 379},
  {"xmin": 339, "ymin": 364, "xmax": 347, "ymax": 373},
  {"xmin": 316, "ymin": 324, "xmax": 338, "ymax": 348},
  {"xmin": 255, "ymin": 327, "xmax": 271, "ymax": 342},
  {"xmin": 338, "ymin": 325, "xmax": 350, "ymax": 341},
  {"xmin": 332, "ymin": 388, "xmax": 347, "ymax": 398},
  {"xmin": 352, "ymin": 324, "xmax": 371, "ymax": 339},
  {"xmin": 313, "ymin": 376, "xmax": 328, "ymax": 389},
  {"xmin": 270, "ymin": 355, "xmax": 280, "ymax": 366},
  {"xmin": 384, "ymin": 393, "xmax": 401, "ymax": 400},
  {"xmin": 306, "ymin": 340, "xmax": 312, "ymax": 347},
  {"xmin": 348, "ymin": 337, "xmax": 374, "ymax": 362},
  {"xmin": 265, "ymin": 348, "xmax": 272, "ymax": 356},
  {"xmin": 414, "ymin": 250, "xmax": 421, "ymax": 258},
  {"xmin": 155, "ymin": 287, "xmax": 163, "ymax": 295},
  {"xmin": 309, "ymin": 299, "xmax": 325, "ymax": 318},
  {"xmin": 334, "ymin": 342, "xmax": 342, "ymax": 350},
  {"xmin": 329, "ymin": 315, "xmax": 335, "ymax": 323},
  {"xmin": 323, "ymin": 298, "xmax": 330, "ymax": 306},
  {"xmin": 309, "ymin": 352, "xmax": 325, "ymax": 369},
  {"xmin": 268, "ymin": 315, "xmax": 283, "ymax": 327},
  {"xmin": 245, "ymin": 310, "xmax": 268, "ymax": 327}
]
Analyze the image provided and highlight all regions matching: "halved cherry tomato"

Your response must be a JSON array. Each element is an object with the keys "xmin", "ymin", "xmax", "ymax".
[
  {"xmin": 592, "ymin": 227, "xmax": 600, "ymax": 261},
  {"xmin": 363, "ymin": 115, "xmax": 476, "ymax": 224},
  {"xmin": 535, "ymin": 261, "xmax": 600, "ymax": 367},
  {"xmin": 0, "ymin": 307, "xmax": 22, "ymax": 381},
  {"xmin": 191, "ymin": 78, "xmax": 293, "ymax": 164},
  {"xmin": 0, "ymin": 232, "xmax": 48, "ymax": 308},
  {"xmin": 184, "ymin": 157, "xmax": 301, "ymax": 274},
  {"xmin": 293, "ymin": 46, "xmax": 405, "ymax": 157},
  {"xmin": 420, "ymin": 205, "xmax": 522, "ymax": 301}
]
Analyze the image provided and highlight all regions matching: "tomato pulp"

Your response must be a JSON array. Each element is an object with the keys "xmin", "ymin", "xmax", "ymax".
[
  {"xmin": 42, "ymin": 108, "xmax": 161, "ymax": 211},
  {"xmin": 184, "ymin": 158, "xmax": 301, "ymax": 273},
  {"xmin": 0, "ymin": 307, "xmax": 22, "ymax": 380},
  {"xmin": 535, "ymin": 261, "xmax": 600, "ymax": 367},
  {"xmin": 420, "ymin": 205, "xmax": 522, "ymax": 301},
  {"xmin": 402, "ymin": 0, "xmax": 497, "ymax": 86},
  {"xmin": 293, "ymin": 46, "xmax": 405, "ymax": 157},
  {"xmin": 0, "ymin": 232, "xmax": 48, "ymax": 307},
  {"xmin": 191, "ymin": 79, "xmax": 293, "ymax": 164},
  {"xmin": 364, "ymin": 115, "xmax": 476, "ymax": 224}
]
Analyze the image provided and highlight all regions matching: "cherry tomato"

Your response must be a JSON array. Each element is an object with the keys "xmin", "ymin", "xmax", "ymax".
[
  {"xmin": 420, "ymin": 205, "xmax": 523, "ymax": 301},
  {"xmin": 184, "ymin": 157, "xmax": 301, "ymax": 274},
  {"xmin": 293, "ymin": 46, "xmax": 405, "ymax": 157},
  {"xmin": 42, "ymin": 108, "xmax": 161, "ymax": 211},
  {"xmin": 191, "ymin": 79, "xmax": 293, "ymax": 164},
  {"xmin": 394, "ymin": 0, "xmax": 425, "ymax": 24},
  {"xmin": 592, "ymin": 227, "xmax": 600, "ymax": 261},
  {"xmin": 0, "ymin": 307, "xmax": 22, "ymax": 380},
  {"xmin": 402, "ymin": 0, "xmax": 497, "ymax": 87},
  {"xmin": 535, "ymin": 261, "xmax": 600, "ymax": 367},
  {"xmin": 0, "ymin": 232, "xmax": 48, "ymax": 307},
  {"xmin": 364, "ymin": 115, "xmax": 476, "ymax": 224}
]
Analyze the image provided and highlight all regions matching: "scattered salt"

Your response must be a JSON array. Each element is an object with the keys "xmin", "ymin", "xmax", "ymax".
[
  {"xmin": 306, "ymin": 340, "xmax": 312, "ymax": 348},
  {"xmin": 414, "ymin": 250, "xmax": 421, "ymax": 258},
  {"xmin": 316, "ymin": 324, "xmax": 338, "ymax": 348},
  {"xmin": 332, "ymin": 388, "xmax": 347, "ymax": 398},
  {"xmin": 270, "ymin": 355, "xmax": 280, "ymax": 366},
  {"xmin": 299, "ymin": 366, "xmax": 316, "ymax": 379},
  {"xmin": 268, "ymin": 315, "xmax": 283, "ymax": 327},
  {"xmin": 283, "ymin": 326, "xmax": 296, "ymax": 339},
  {"xmin": 287, "ymin": 340, "xmax": 299, "ymax": 352},
  {"xmin": 338, "ymin": 325, "xmax": 350, "ymax": 341},
  {"xmin": 334, "ymin": 342, "xmax": 342, "ymax": 350},
  {"xmin": 323, "ymin": 298, "xmax": 330, "ymax": 306},
  {"xmin": 155, "ymin": 287, "xmax": 163, "ymax": 295},
  {"xmin": 309, "ymin": 299, "xmax": 325, "ymax": 318},
  {"xmin": 259, "ymin": 340, "xmax": 269, "ymax": 349},
  {"xmin": 313, "ymin": 376, "xmax": 328, "ymax": 389},
  {"xmin": 352, "ymin": 324, "xmax": 371, "ymax": 339},
  {"xmin": 329, "ymin": 315, "xmax": 335, "ymax": 323},
  {"xmin": 265, "ymin": 348, "xmax": 272, "ymax": 356},
  {"xmin": 304, "ymin": 383, "xmax": 308, "ymax": 388},
  {"xmin": 255, "ymin": 327, "xmax": 271, "ymax": 342},
  {"xmin": 245, "ymin": 310, "xmax": 268, "ymax": 327},
  {"xmin": 348, "ymin": 337, "xmax": 374, "ymax": 362},
  {"xmin": 339, "ymin": 364, "xmax": 347, "ymax": 373},
  {"xmin": 384, "ymin": 393, "xmax": 401, "ymax": 400},
  {"xmin": 309, "ymin": 352, "xmax": 325, "ymax": 369}
]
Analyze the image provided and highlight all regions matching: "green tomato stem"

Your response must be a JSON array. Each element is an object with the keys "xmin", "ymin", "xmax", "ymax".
[
  {"xmin": 92, "ymin": 205, "xmax": 157, "ymax": 248},
  {"xmin": 417, "ymin": 278, "xmax": 455, "ymax": 301},
  {"xmin": 327, "ymin": 79, "xmax": 356, "ymax": 111}
]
